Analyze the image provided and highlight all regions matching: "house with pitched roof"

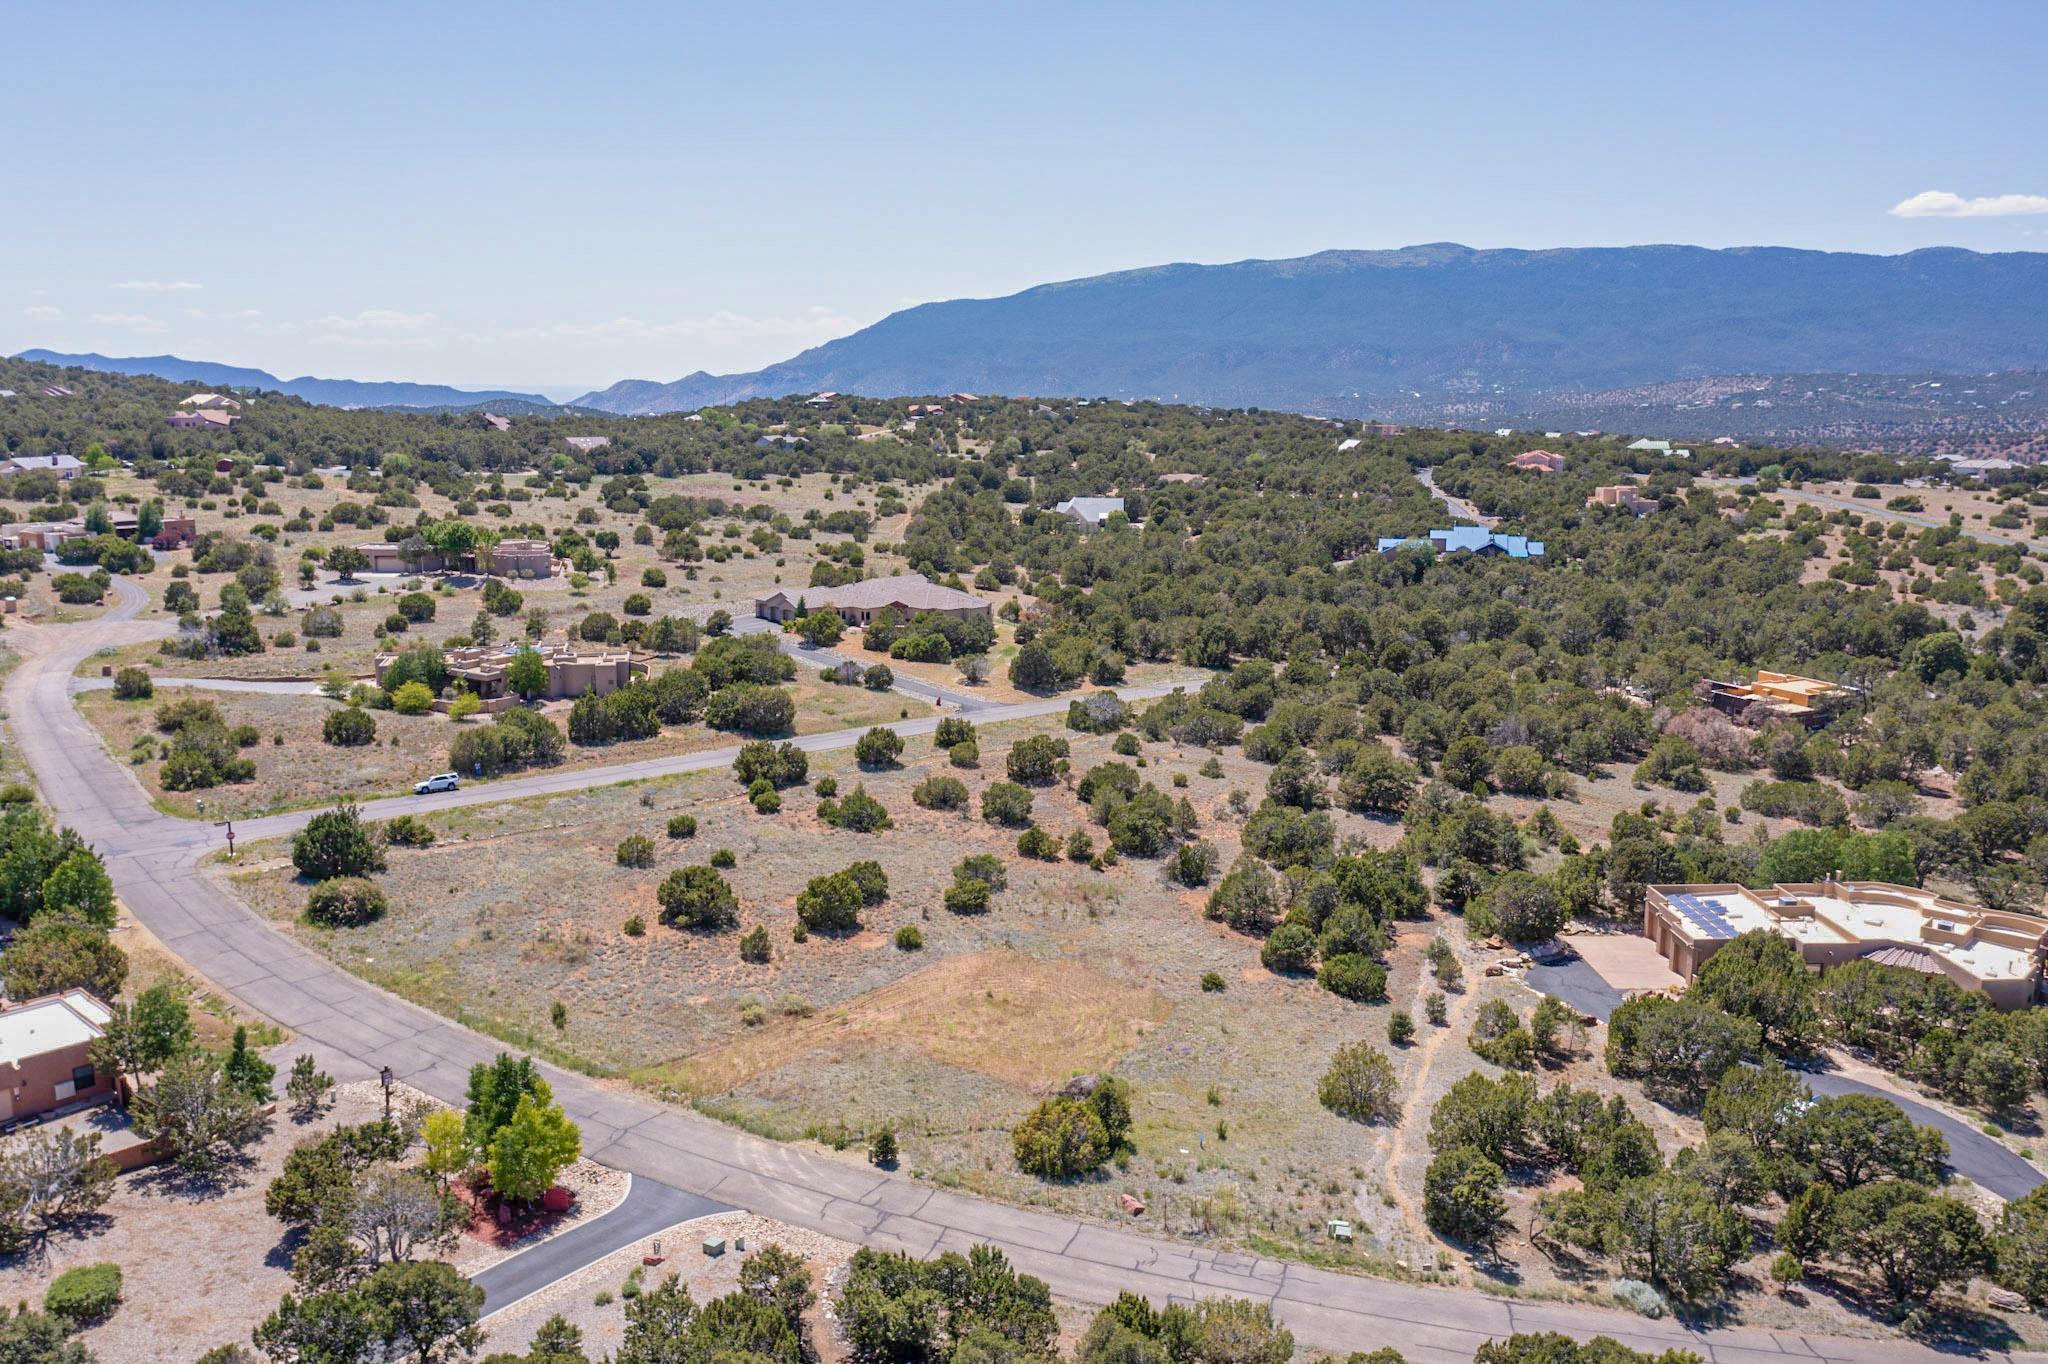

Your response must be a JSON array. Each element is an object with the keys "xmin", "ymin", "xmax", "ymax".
[
  {"xmin": 754, "ymin": 573, "xmax": 990, "ymax": 626},
  {"xmin": 1375, "ymin": 527, "xmax": 1544, "ymax": 558},
  {"xmin": 1511, "ymin": 450, "xmax": 1566, "ymax": 473},
  {"xmin": 1053, "ymin": 496, "xmax": 1127, "ymax": 528}
]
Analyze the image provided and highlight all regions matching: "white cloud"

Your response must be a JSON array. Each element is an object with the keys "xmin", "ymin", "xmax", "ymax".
[
  {"xmin": 1890, "ymin": 190, "xmax": 2048, "ymax": 219},
  {"xmin": 87, "ymin": 312, "xmax": 167, "ymax": 332},
  {"xmin": 316, "ymin": 308, "xmax": 436, "ymax": 331},
  {"xmin": 21, "ymin": 305, "xmax": 63, "ymax": 321},
  {"xmin": 113, "ymin": 280, "xmax": 203, "ymax": 292}
]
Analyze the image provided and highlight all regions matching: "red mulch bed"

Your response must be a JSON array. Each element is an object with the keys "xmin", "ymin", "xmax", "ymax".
[{"xmin": 449, "ymin": 1178, "xmax": 575, "ymax": 1248}]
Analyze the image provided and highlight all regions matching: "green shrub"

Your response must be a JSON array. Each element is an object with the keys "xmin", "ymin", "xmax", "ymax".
[
  {"xmin": 1318, "ymin": 953, "xmax": 1388, "ymax": 1003},
  {"xmin": 1200, "ymin": 971, "xmax": 1226, "ymax": 992},
  {"xmin": 44, "ymin": 1262, "xmax": 121, "ymax": 1324},
  {"xmin": 667, "ymin": 814, "xmax": 697, "ymax": 839},
  {"xmin": 305, "ymin": 877, "xmax": 387, "ymax": 928},
  {"xmin": 894, "ymin": 925, "xmax": 924, "ymax": 951},
  {"xmin": 912, "ymin": 775, "xmax": 969, "ymax": 811},
  {"xmin": 112, "ymin": 668, "xmax": 153, "ymax": 700},
  {"xmin": 739, "ymin": 925, "xmax": 772, "ymax": 963},
  {"xmin": 616, "ymin": 835, "xmax": 655, "ymax": 868},
  {"xmin": 710, "ymin": 847, "xmax": 736, "ymax": 868},
  {"xmin": 944, "ymin": 877, "xmax": 992, "ymax": 914},
  {"xmin": 948, "ymin": 740, "xmax": 979, "ymax": 768},
  {"xmin": 381, "ymin": 814, "xmax": 435, "ymax": 847},
  {"xmin": 323, "ymin": 706, "xmax": 376, "ymax": 747}
]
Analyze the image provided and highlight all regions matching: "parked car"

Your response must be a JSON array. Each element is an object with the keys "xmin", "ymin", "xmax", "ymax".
[{"xmin": 413, "ymin": 772, "xmax": 461, "ymax": 794}]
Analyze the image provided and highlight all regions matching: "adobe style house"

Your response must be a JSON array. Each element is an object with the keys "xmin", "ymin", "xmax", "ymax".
[
  {"xmin": 1696, "ymin": 670, "xmax": 1854, "ymax": 728},
  {"xmin": 1511, "ymin": 450, "xmax": 1566, "ymax": 473},
  {"xmin": 354, "ymin": 537, "xmax": 555, "ymax": 578},
  {"xmin": 1588, "ymin": 485, "xmax": 1656, "ymax": 515},
  {"xmin": 755, "ymin": 573, "xmax": 991, "ymax": 626},
  {"xmin": 1645, "ymin": 880, "xmax": 2048, "ymax": 1009},
  {"xmin": 375, "ymin": 643, "xmax": 639, "ymax": 710},
  {"xmin": 0, "ymin": 990, "xmax": 115, "ymax": 1123}
]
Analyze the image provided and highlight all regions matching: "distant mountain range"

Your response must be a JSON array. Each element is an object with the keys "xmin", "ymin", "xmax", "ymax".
[
  {"xmin": 12, "ymin": 350, "xmax": 553, "ymax": 410},
  {"xmin": 570, "ymin": 243, "xmax": 2048, "ymax": 419}
]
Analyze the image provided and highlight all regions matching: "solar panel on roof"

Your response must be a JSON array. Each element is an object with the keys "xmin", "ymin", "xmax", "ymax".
[{"xmin": 1669, "ymin": 892, "xmax": 1737, "ymax": 938}]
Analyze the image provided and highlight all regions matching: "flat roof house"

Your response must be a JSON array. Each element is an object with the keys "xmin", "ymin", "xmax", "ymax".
[
  {"xmin": 1645, "ymin": 880, "xmax": 2048, "ymax": 1009},
  {"xmin": 1054, "ymin": 496, "xmax": 1127, "ymax": 528},
  {"xmin": 0, "ymin": 990, "xmax": 115, "ymax": 1123},
  {"xmin": 375, "ymin": 642, "xmax": 639, "ymax": 710},
  {"xmin": 754, "ymin": 573, "xmax": 991, "ymax": 626},
  {"xmin": 354, "ymin": 538, "xmax": 555, "ymax": 579},
  {"xmin": 1696, "ymin": 670, "xmax": 1853, "ymax": 728},
  {"xmin": 1588, "ymin": 485, "xmax": 1656, "ymax": 515}
]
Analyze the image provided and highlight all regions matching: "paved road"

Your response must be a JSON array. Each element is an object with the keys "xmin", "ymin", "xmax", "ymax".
[
  {"xmin": 5, "ymin": 596, "xmax": 2040, "ymax": 1364},
  {"xmin": 1524, "ymin": 959, "xmax": 2041, "ymax": 1199},
  {"xmin": 1416, "ymin": 467, "xmax": 1497, "ymax": 528},
  {"xmin": 474, "ymin": 1176, "xmax": 730, "ymax": 1314},
  {"xmin": 1719, "ymin": 483, "xmax": 2047, "ymax": 554},
  {"xmin": 71, "ymin": 675, "xmax": 326, "ymax": 696},
  {"xmin": 732, "ymin": 614, "xmax": 1001, "ymax": 714}
]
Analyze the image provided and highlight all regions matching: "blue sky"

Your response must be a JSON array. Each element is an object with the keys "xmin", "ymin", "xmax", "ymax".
[{"xmin": 9, "ymin": 0, "xmax": 2047, "ymax": 396}]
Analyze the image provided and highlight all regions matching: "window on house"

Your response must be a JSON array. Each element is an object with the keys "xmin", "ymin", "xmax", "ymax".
[{"xmin": 71, "ymin": 1064, "xmax": 94, "ymax": 1090}]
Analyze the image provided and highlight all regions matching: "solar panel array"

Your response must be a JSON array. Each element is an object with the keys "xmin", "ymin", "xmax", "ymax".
[{"xmin": 1668, "ymin": 892, "xmax": 1739, "ymax": 939}]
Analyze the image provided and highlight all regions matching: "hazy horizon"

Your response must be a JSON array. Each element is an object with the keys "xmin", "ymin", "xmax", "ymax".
[{"xmin": 10, "ymin": 0, "xmax": 2047, "ymax": 392}]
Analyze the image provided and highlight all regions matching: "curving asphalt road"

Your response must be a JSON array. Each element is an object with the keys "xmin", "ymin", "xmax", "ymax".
[
  {"xmin": 473, "ymin": 1175, "xmax": 730, "ymax": 1314},
  {"xmin": 1525, "ymin": 959, "xmax": 2042, "ymax": 1200},
  {"xmin": 4, "ymin": 586, "xmax": 2041, "ymax": 1364}
]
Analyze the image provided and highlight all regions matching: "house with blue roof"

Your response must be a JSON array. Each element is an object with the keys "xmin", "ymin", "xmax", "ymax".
[{"xmin": 1375, "ymin": 527, "xmax": 1544, "ymax": 558}]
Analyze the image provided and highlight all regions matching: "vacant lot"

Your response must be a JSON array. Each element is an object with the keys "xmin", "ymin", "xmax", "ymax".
[
  {"xmin": 75, "ymin": 660, "xmax": 915, "ymax": 818},
  {"xmin": 78, "ymin": 467, "xmax": 966, "ymax": 685}
]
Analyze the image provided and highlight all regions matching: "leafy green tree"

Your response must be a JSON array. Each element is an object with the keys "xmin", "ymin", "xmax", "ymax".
[
  {"xmin": 90, "ymin": 983, "xmax": 193, "ymax": 1091},
  {"xmin": 464, "ymin": 1054, "xmax": 548, "ymax": 1151},
  {"xmin": 1318, "ymin": 1042, "xmax": 1398, "ymax": 1124},
  {"xmin": 1783, "ymin": 1093, "xmax": 1947, "ymax": 1190},
  {"xmin": 133, "ymin": 1052, "xmax": 264, "ymax": 1174},
  {"xmin": 1012, "ymin": 1097, "xmax": 1108, "ymax": 1178},
  {"xmin": 1690, "ymin": 930, "xmax": 1819, "ymax": 1056},
  {"xmin": 487, "ymin": 1093, "xmax": 582, "ymax": 1205},
  {"xmin": 855, "ymin": 727, "xmax": 904, "ymax": 767},
  {"xmin": 1605, "ymin": 994, "xmax": 1757, "ymax": 1108},
  {"xmin": 1, "ymin": 915, "xmax": 128, "ymax": 1001},
  {"xmin": 1473, "ymin": 1334, "xmax": 1699, "ymax": 1364},
  {"xmin": 1824, "ymin": 1181, "xmax": 1991, "ymax": 1317},
  {"xmin": 39, "ymin": 849, "xmax": 115, "ymax": 929},
  {"xmin": 223, "ymin": 1025, "xmax": 277, "ymax": 1101},
  {"xmin": 657, "ymin": 865, "xmax": 740, "ymax": 930},
  {"xmin": 506, "ymin": 647, "xmax": 549, "ymax": 701},
  {"xmin": 292, "ymin": 803, "xmax": 384, "ymax": 881},
  {"xmin": 1424, "ymin": 1146, "xmax": 1508, "ymax": 1248},
  {"xmin": 1993, "ymin": 1184, "xmax": 2048, "ymax": 1313}
]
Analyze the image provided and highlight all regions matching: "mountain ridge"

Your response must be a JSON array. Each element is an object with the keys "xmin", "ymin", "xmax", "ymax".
[
  {"xmin": 12, "ymin": 349, "xmax": 554, "ymax": 410},
  {"xmin": 568, "ymin": 242, "xmax": 2048, "ymax": 416}
]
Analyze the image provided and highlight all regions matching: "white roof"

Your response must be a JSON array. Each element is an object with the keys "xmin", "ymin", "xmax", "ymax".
[
  {"xmin": 1627, "ymin": 438, "xmax": 1672, "ymax": 452},
  {"xmin": 2, "ymin": 453, "xmax": 85, "ymax": 472},
  {"xmin": 1336, "ymin": 438, "xmax": 1361, "ymax": 451},
  {"xmin": 1054, "ymin": 496, "xmax": 1126, "ymax": 524},
  {"xmin": 0, "ymin": 991, "xmax": 110, "ymax": 1067}
]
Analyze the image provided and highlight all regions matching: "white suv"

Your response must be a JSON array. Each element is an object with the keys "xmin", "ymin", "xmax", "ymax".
[{"xmin": 413, "ymin": 772, "xmax": 461, "ymax": 794}]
